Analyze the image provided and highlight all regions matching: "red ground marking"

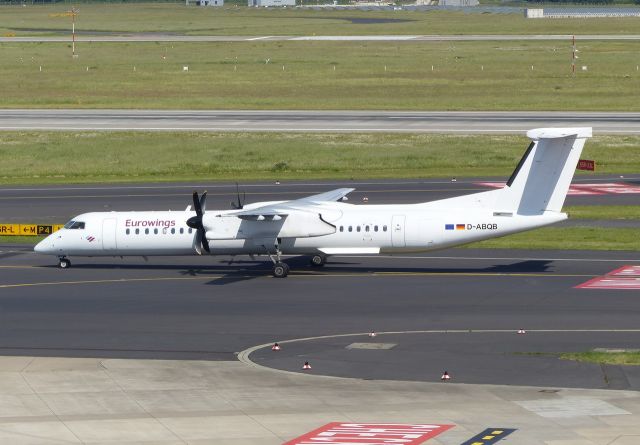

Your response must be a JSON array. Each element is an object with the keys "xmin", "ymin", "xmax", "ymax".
[
  {"xmin": 576, "ymin": 265, "xmax": 640, "ymax": 289},
  {"xmin": 283, "ymin": 423, "xmax": 454, "ymax": 445},
  {"xmin": 607, "ymin": 265, "xmax": 640, "ymax": 277},
  {"xmin": 576, "ymin": 277, "xmax": 640, "ymax": 290},
  {"xmin": 476, "ymin": 182, "xmax": 640, "ymax": 196}
]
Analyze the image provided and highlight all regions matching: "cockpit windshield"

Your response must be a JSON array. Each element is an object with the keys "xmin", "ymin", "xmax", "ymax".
[{"xmin": 63, "ymin": 220, "xmax": 85, "ymax": 230}]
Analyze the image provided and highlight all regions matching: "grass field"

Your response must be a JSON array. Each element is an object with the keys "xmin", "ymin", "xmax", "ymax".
[
  {"xmin": 2, "ymin": 40, "xmax": 640, "ymax": 110},
  {"xmin": 560, "ymin": 351, "xmax": 640, "ymax": 366},
  {"xmin": 468, "ymin": 226, "xmax": 639, "ymax": 250},
  {"xmin": 1, "ymin": 132, "xmax": 638, "ymax": 184},
  {"xmin": 565, "ymin": 206, "xmax": 640, "ymax": 220},
  {"xmin": 3, "ymin": 4, "xmax": 640, "ymax": 37}
]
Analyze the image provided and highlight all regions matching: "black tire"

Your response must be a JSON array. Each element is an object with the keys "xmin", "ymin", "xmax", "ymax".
[
  {"xmin": 273, "ymin": 262, "xmax": 289, "ymax": 278},
  {"xmin": 310, "ymin": 254, "xmax": 326, "ymax": 267},
  {"xmin": 59, "ymin": 259, "xmax": 71, "ymax": 269}
]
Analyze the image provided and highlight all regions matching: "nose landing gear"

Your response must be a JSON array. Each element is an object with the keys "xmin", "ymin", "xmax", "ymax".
[{"xmin": 58, "ymin": 257, "xmax": 71, "ymax": 269}]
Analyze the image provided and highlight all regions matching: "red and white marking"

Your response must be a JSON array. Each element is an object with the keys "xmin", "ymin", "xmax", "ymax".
[
  {"xmin": 576, "ymin": 265, "xmax": 640, "ymax": 290},
  {"xmin": 576, "ymin": 277, "xmax": 640, "ymax": 290},
  {"xmin": 283, "ymin": 423, "xmax": 454, "ymax": 445},
  {"xmin": 607, "ymin": 265, "xmax": 640, "ymax": 277},
  {"xmin": 476, "ymin": 182, "xmax": 640, "ymax": 196}
]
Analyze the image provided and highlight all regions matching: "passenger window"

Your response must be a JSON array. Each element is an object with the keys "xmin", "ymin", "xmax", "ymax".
[
  {"xmin": 180, "ymin": 228, "xmax": 184, "ymax": 234},
  {"xmin": 126, "ymin": 228, "xmax": 130, "ymax": 235},
  {"xmin": 171, "ymin": 228, "xmax": 175, "ymax": 234},
  {"xmin": 135, "ymin": 228, "xmax": 139, "ymax": 235},
  {"xmin": 188, "ymin": 228, "xmax": 193, "ymax": 234},
  {"xmin": 365, "ymin": 226, "xmax": 370, "ymax": 232},
  {"xmin": 357, "ymin": 226, "xmax": 361, "ymax": 232},
  {"xmin": 374, "ymin": 225, "xmax": 378, "ymax": 232},
  {"xmin": 339, "ymin": 226, "xmax": 343, "ymax": 232},
  {"xmin": 383, "ymin": 225, "xmax": 388, "ymax": 232},
  {"xmin": 348, "ymin": 226, "xmax": 352, "ymax": 232},
  {"xmin": 145, "ymin": 228, "xmax": 149, "ymax": 235},
  {"xmin": 154, "ymin": 228, "xmax": 158, "ymax": 234}
]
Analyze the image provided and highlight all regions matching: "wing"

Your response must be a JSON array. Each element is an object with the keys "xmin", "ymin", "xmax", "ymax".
[
  {"xmin": 228, "ymin": 188, "xmax": 354, "ymax": 221},
  {"xmin": 295, "ymin": 188, "xmax": 355, "ymax": 204}
]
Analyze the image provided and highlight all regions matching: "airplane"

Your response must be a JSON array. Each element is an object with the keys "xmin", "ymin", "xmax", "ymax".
[{"xmin": 35, "ymin": 127, "xmax": 592, "ymax": 278}]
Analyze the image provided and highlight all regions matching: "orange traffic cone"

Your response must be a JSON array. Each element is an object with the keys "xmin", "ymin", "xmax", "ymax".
[
  {"xmin": 441, "ymin": 371, "xmax": 451, "ymax": 382},
  {"xmin": 302, "ymin": 361, "xmax": 312, "ymax": 370},
  {"xmin": 272, "ymin": 343, "xmax": 281, "ymax": 351}
]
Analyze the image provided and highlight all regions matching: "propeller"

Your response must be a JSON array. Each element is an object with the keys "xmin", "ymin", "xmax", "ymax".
[
  {"xmin": 186, "ymin": 191, "xmax": 210, "ymax": 254},
  {"xmin": 230, "ymin": 182, "xmax": 246, "ymax": 210}
]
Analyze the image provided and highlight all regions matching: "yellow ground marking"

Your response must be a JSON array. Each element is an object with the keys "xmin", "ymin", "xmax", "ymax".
[
  {"xmin": 0, "ymin": 266, "xmax": 594, "ymax": 288},
  {"xmin": 0, "ymin": 276, "xmax": 214, "ymax": 289}
]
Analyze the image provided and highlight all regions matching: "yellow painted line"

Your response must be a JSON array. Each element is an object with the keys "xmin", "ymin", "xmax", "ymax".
[
  {"xmin": 296, "ymin": 271, "xmax": 593, "ymax": 278},
  {"xmin": 0, "ymin": 276, "xmax": 217, "ymax": 289}
]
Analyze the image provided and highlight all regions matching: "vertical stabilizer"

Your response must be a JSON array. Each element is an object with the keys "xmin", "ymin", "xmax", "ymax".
[{"xmin": 496, "ymin": 127, "xmax": 592, "ymax": 215}]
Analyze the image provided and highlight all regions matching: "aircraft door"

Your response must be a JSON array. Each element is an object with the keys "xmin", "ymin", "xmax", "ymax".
[
  {"xmin": 391, "ymin": 215, "xmax": 406, "ymax": 247},
  {"xmin": 102, "ymin": 218, "xmax": 117, "ymax": 250}
]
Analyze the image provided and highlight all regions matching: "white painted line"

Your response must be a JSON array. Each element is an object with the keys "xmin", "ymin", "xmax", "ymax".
[
  {"xmin": 237, "ymin": 329, "xmax": 640, "ymax": 378},
  {"xmin": 245, "ymin": 36, "xmax": 273, "ymax": 41}
]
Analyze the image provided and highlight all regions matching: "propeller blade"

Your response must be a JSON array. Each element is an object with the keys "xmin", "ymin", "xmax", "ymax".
[
  {"xmin": 192, "ymin": 191, "xmax": 202, "ymax": 216},
  {"xmin": 201, "ymin": 229, "xmax": 210, "ymax": 253},
  {"xmin": 235, "ymin": 183, "xmax": 244, "ymax": 210},
  {"xmin": 200, "ymin": 191, "xmax": 207, "ymax": 213},
  {"xmin": 194, "ymin": 229, "xmax": 202, "ymax": 255},
  {"xmin": 188, "ymin": 191, "xmax": 209, "ymax": 254}
]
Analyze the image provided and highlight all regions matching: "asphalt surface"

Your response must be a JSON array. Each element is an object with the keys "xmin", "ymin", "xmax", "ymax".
[
  {"xmin": 2, "ymin": 110, "xmax": 640, "ymax": 133},
  {"xmin": 1, "ymin": 245, "xmax": 640, "ymax": 390},
  {"xmin": 3, "ymin": 34, "xmax": 640, "ymax": 42},
  {"xmin": 1, "ymin": 176, "xmax": 639, "ymax": 223}
]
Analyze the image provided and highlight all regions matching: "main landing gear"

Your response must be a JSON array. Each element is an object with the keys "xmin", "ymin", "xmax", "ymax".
[
  {"xmin": 272, "ymin": 262, "xmax": 290, "ymax": 279},
  {"xmin": 310, "ymin": 254, "xmax": 327, "ymax": 267},
  {"xmin": 266, "ymin": 241, "xmax": 289, "ymax": 278},
  {"xmin": 58, "ymin": 256, "xmax": 71, "ymax": 269}
]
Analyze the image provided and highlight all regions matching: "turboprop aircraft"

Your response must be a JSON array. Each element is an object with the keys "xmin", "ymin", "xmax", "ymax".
[{"xmin": 35, "ymin": 127, "xmax": 592, "ymax": 278}]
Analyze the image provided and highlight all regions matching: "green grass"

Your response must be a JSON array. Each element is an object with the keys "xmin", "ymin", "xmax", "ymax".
[
  {"xmin": 3, "ymin": 4, "xmax": 640, "ymax": 37},
  {"xmin": 468, "ymin": 227, "xmax": 639, "ymax": 250},
  {"xmin": 1, "ymin": 40, "xmax": 640, "ymax": 110},
  {"xmin": 0, "ymin": 132, "xmax": 638, "ymax": 184},
  {"xmin": 0, "ymin": 235, "xmax": 43, "ymax": 245},
  {"xmin": 560, "ymin": 351, "xmax": 640, "ymax": 366},
  {"xmin": 565, "ymin": 206, "xmax": 640, "ymax": 220}
]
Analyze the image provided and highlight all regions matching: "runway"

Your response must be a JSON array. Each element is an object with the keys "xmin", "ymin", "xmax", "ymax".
[
  {"xmin": 2, "ymin": 110, "xmax": 640, "ymax": 133},
  {"xmin": 3, "ymin": 34, "xmax": 640, "ymax": 42},
  {"xmin": 1, "ymin": 176, "xmax": 639, "ymax": 224}
]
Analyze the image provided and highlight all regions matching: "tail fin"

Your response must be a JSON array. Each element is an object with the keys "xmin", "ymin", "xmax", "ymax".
[{"xmin": 496, "ymin": 127, "xmax": 592, "ymax": 215}]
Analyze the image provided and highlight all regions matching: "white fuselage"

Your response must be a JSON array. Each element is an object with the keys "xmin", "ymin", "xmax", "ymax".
[{"xmin": 34, "ymin": 200, "xmax": 566, "ymax": 258}]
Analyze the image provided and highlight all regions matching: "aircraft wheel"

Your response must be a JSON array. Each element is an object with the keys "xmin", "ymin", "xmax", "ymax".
[
  {"xmin": 273, "ymin": 262, "xmax": 289, "ymax": 278},
  {"xmin": 58, "ymin": 258, "xmax": 71, "ymax": 269},
  {"xmin": 310, "ymin": 254, "xmax": 326, "ymax": 267}
]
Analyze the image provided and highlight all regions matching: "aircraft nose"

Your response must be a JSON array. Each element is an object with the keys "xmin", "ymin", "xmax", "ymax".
[{"xmin": 34, "ymin": 236, "xmax": 54, "ymax": 254}]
